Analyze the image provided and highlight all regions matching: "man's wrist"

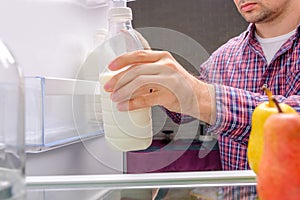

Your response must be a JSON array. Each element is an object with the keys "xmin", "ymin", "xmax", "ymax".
[
  {"xmin": 207, "ymin": 84, "xmax": 216, "ymax": 125},
  {"xmin": 193, "ymin": 81, "xmax": 216, "ymax": 124}
]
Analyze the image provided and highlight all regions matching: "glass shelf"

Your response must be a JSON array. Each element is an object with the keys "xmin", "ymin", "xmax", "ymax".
[{"xmin": 26, "ymin": 170, "xmax": 257, "ymax": 200}]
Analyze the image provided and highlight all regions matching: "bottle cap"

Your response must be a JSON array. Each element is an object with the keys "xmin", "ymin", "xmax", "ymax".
[{"xmin": 108, "ymin": 7, "xmax": 132, "ymax": 21}]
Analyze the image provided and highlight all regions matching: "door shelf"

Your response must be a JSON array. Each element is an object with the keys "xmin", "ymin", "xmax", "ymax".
[{"xmin": 25, "ymin": 76, "xmax": 104, "ymax": 153}]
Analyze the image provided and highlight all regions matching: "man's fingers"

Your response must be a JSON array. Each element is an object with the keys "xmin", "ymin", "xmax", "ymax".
[
  {"xmin": 108, "ymin": 50, "xmax": 170, "ymax": 71},
  {"xmin": 110, "ymin": 74, "xmax": 167, "ymax": 102},
  {"xmin": 107, "ymin": 63, "xmax": 161, "ymax": 92},
  {"xmin": 117, "ymin": 92, "xmax": 162, "ymax": 111}
]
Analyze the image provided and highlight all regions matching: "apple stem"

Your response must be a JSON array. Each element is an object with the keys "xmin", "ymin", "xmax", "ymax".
[
  {"xmin": 262, "ymin": 85, "xmax": 275, "ymax": 107},
  {"xmin": 272, "ymin": 97, "xmax": 283, "ymax": 113}
]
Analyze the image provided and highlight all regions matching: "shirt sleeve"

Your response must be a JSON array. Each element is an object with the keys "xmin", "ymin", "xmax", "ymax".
[
  {"xmin": 164, "ymin": 107, "xmax": 196, "ymax": 124},
  {"xmin": 208, "ymin": 84, "xmax": 300, "ymax": 145}
]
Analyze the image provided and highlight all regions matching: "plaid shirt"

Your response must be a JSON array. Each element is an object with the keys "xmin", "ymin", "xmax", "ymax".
[{"xmin": 167, "ymin": 23, "xmax": 300, "ymax": 171}]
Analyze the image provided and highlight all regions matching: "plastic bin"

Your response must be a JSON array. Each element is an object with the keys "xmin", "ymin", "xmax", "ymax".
[{"xmin": 25, "ymin": 76, "xmax": 103, "ymax": 152}]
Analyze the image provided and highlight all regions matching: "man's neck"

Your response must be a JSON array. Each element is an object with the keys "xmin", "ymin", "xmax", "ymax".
[{"xmin": 255, "ymin": 4, "xmax": 300, "ymax": 38}]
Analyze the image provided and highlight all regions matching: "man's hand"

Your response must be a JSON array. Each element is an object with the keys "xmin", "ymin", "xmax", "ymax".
[{"xmin": 104, "ymin": 50, "xmax": 216, "ymax": 124}]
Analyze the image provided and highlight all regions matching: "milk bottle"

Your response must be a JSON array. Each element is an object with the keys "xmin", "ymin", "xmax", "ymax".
[{"xmin": 99, "ymin": 7, "xmax": 152, "ymax": 151}]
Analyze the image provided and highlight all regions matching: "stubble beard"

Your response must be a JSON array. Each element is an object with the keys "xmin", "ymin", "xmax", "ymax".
[{"xmin": 241, "ymin": 6, "xmax": 282, "ymax": 24}]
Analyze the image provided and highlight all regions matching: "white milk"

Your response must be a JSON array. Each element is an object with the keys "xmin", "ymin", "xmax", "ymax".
[{"xmin": 99, "ymin": 72, "xmax": 152, "ymax": 151}]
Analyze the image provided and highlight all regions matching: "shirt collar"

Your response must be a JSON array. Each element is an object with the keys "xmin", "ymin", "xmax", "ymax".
[
  {"xmin": 243, "ymin": 23, "xmax": 256, "ymax": 40},
  {"xmin": 244, "ymin": 23, "xmax": 300, "ymax": 40}
]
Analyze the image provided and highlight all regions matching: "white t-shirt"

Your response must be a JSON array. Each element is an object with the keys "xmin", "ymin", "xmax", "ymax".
[{"xmin": 255, "ymin": 29, "xmax": 296, "ymax": 64}]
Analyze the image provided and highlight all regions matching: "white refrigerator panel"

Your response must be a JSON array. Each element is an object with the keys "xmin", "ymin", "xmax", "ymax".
[
  {"xmin": 0, "ymin": 0, "xmax": 108, "ymax": 78},
  {"xmin": 0, "ymin": 0, "xmax": 124, "ymax": 175}
]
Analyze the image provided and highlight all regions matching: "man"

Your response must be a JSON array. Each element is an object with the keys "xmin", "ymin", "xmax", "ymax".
[{"xmin": 104, "ymin": 0, "xmax": 300, "ymax": 172}]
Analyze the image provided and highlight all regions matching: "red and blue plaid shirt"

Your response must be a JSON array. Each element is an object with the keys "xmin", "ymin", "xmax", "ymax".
[{"xmin": 167, "ymin": 23, "xmax": 300, "ymax": 171}]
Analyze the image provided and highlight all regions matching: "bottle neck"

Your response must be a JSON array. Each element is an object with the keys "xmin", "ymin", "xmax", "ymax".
[{"xmin": 107, "ymin": 19, "xmax": 133, "ymax": 37}]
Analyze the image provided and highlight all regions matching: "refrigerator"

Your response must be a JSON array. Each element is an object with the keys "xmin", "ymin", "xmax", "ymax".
[{"xmin": 0, "ymin": 0, "xmax": 124, "ymax": 176}]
